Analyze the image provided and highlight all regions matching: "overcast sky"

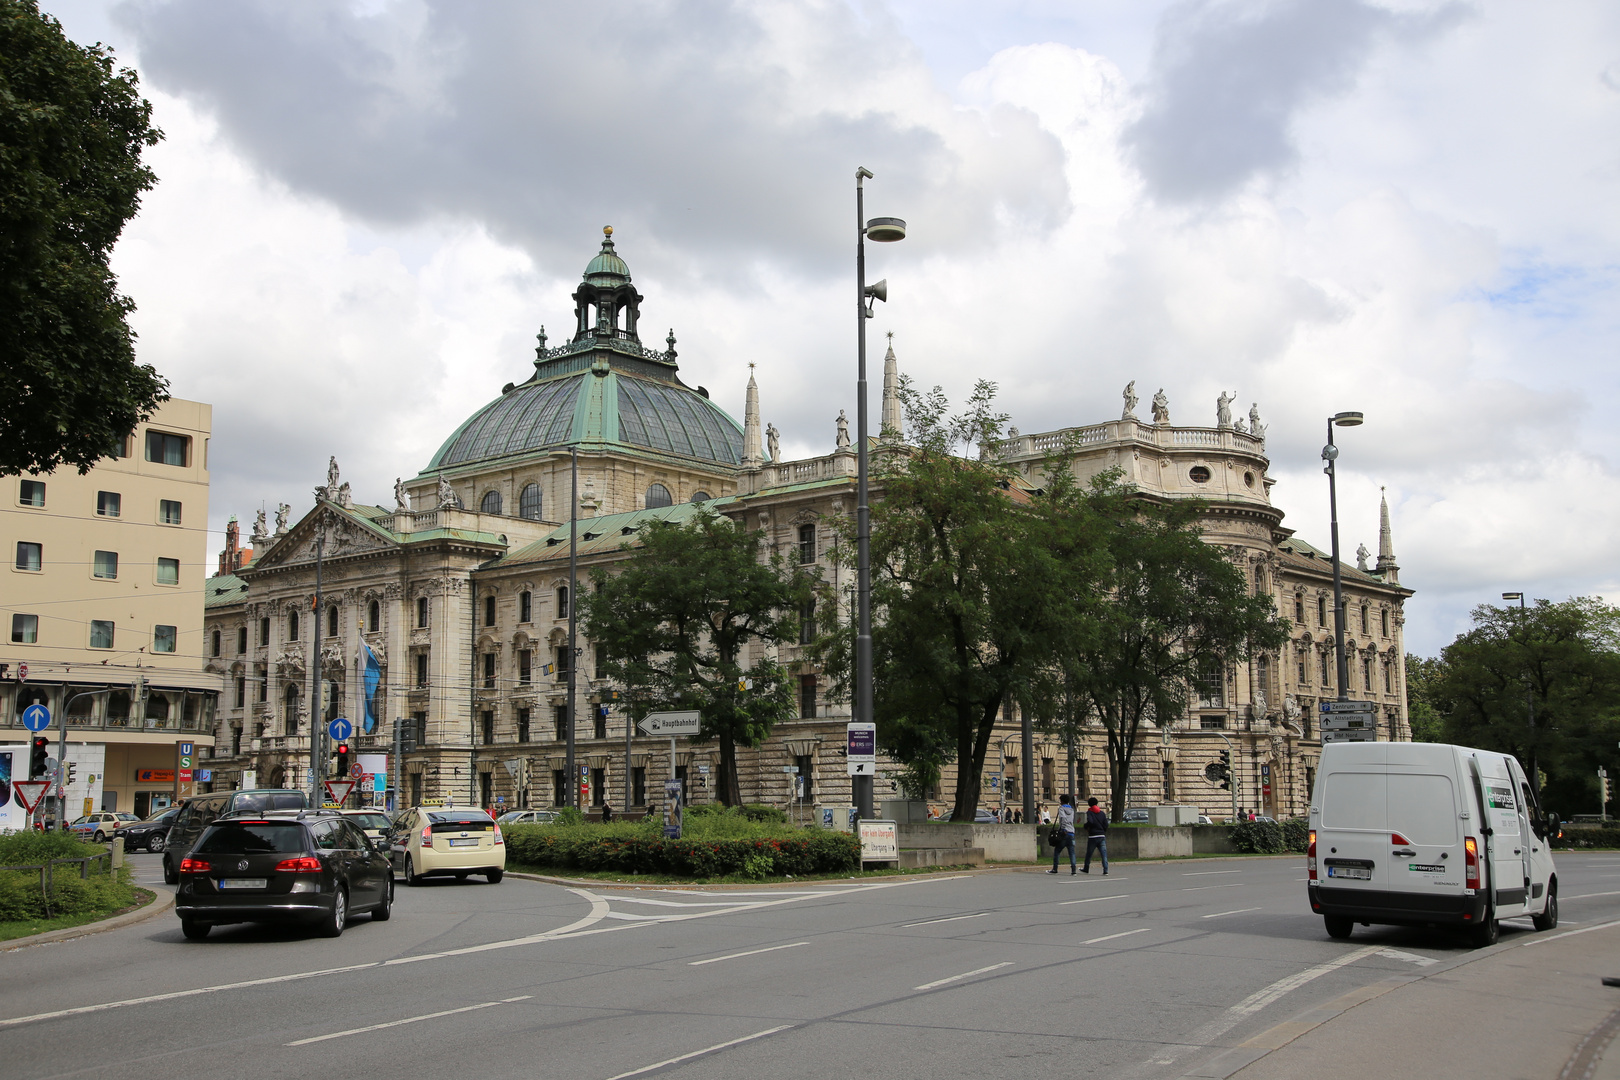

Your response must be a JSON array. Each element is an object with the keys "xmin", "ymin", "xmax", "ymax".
[{"xmin": 44, "ymin": 0, "xmax": 1620, "ymax": 658}]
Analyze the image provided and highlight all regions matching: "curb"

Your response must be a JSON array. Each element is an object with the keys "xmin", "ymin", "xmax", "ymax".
[{"xmin": 0, "ymin": 887, "xmax": 174, "ymax": 952}]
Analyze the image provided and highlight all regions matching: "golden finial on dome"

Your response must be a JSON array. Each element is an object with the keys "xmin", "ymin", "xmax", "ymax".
[{"xmin": 604, "ymin": 225, "xmax": 613, "ymax": 237}]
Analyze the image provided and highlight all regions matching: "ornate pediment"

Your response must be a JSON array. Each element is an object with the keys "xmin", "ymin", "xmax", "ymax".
[{"xmin": 253, "ymin": 504, "xmax": 399, "ymax": 570}]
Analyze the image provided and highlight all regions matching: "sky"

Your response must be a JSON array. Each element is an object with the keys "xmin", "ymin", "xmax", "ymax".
[{"xmin": 40, "ymin": 0, "xmax": 1620, "ymax": 658}]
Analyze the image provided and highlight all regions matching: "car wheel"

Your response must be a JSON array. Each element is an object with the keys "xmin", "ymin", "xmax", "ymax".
[
  {"xmin": 148, "ymin": 834, "xmax": 166, "ymax": 853},
  {"xmin": 1469, "ymin": 916, "xmax": 1500, "ymax": 948},
  {"xmin": 321, "ymin": 889, "xmax": 348, "ymax": 938},
  {"xmin": 1532, "ymin": 887, "xmax": 1558, "ymax": 931},
  {"xmin": 371, "ymin": 877, "xmax": 394, "ymax": 921},
  {"xmin": 486, "ymin": 869, "xmax": 503, "ymax": 884},
  {"xmin": 163, "ymin": 857, "xmax": 179, "ymax": 886},
  {"xmin": 1323, "ymin": 915, "xmax": 1354, "ymax": 940},
  {"xmin": 94, "ymin": 831, "xmax": 106, "ymax": 843},
  {"xmin": 404, "ymin": 857, "xmax": 421, "ymax": 887},
  {"xmin": 180, "ymin": 917, "xmax": 210, "ymax": 941}
]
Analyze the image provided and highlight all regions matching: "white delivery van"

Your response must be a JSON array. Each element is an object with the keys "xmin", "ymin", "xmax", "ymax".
[{"xmin": 1307, "ymin": 741, "xmax": 1558, "ymax": 946}]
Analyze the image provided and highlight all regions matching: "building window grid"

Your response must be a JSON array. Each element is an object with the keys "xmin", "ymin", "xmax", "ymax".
[
  {"xmin": 15, "ymin": 542, "xmax": 41, "ymax": 571},
  {"xmin": 160, "ymin": 499, "xmax": 182, "ymax": 525},
  {"xmin": 157, "ymin": 557, "xmax": 180, "ymax": 585},
  {"xmin": 153, "ymin": 624, "xmax": 176, "ymax": 653},
  {"xmin": 96, "ymin": 491, "xmax": 120, "ymax": 517},
  {"xmin": 519, "ymin": 591, "xmax": 532, "ymax": 623},
  {"xmin": 93, "ymin": 550, "xmax": 118, "ymax": 579},
  {"xmin": 18, "ymin": 480, "xmax": 45, "ymax": 507},
  {"xmin": 11, "ymin": 614, "xmax": 39, "ymax": 644},
  {"xmin": 798, "ymin": 524, "xmax": 816, "ymax": 565}
]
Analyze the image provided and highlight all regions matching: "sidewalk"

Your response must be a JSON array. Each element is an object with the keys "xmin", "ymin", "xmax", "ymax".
[{"xmin": 1188, "ymin": 919, "xmax": 1620, "ymax": 1080}]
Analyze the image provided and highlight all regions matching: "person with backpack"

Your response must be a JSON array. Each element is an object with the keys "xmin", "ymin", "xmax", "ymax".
[
  {"xmin": 1046, "ymin": 794, "xmax": 1077, "ymax": 875},
  {"xmin": 1080, "ymin": 796, "xmax": 1109, "ymax": 875}
]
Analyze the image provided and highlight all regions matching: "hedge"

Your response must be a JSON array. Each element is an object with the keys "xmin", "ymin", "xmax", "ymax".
[
  {"xmin": 1228, "ymin": 817, "xmax": 1310, "ymax": 854},
  {"xmin": 1553, "ymin": 827, "xmax": 1620, "ymax": 850},
  {"xmin": 0, "ymin": 833, "xmax": 135, "ymax": 921},
  {"xmin": 504, "ymin": 826, "xmax": 860, "ymax": 878}
]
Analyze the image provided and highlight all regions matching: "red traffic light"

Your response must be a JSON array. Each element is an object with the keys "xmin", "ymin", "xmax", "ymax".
[{"xmin": 338, "ymin": 742, "xmax": 349, "ymax": 754}]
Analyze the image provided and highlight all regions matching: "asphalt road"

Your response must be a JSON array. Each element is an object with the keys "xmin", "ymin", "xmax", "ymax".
[{"xmin": 4, "ymin": 850, "xmax": 1619, "ymax": 1080}]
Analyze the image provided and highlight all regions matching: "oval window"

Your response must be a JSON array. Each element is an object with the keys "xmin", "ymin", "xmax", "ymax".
[
  {"xmin": 1244, "ymin": 471, "xmax": 1255, "ymax": 488},
  {"xmin": 1189, "ymin": 466, "xmax": 1211, "ymax": 483}
]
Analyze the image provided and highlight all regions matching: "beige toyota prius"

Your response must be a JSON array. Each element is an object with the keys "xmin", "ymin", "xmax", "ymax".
[{"xmin": 389, "ymin": 804, "xmax": 506, "ymax": 885}]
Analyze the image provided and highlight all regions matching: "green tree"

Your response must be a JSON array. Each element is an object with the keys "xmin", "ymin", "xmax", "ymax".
[
  {"xmin": 1430, "ymin": 597, "xmax": 1620, "ymax": 812},
  {"xmin": 1061, "ymin": 491, "xmax": 1290, "ymax": 821},
  {"xmin": 1, "ymin": 0, "xmax": 167, "ymax": 477},
  {"xmin": 582, "ymin": 509, "xmax": 818, "ymax": 807},
  {"xmin": 1404, "ymin": 652, "xmax": 1445, "ymax": 742}
]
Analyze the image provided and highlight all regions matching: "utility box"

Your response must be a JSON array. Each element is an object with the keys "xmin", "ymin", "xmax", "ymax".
[
  {"xmin": 880, "ymin": 799, "xmax": 931, "ymax": 823},
  {"xmin": 816, "ymin": 805, "xmax": 856, "ymax": 832},
  {"xmin": 1150, "ymin": 805, "xmax": 1201, "ymax": 826}
]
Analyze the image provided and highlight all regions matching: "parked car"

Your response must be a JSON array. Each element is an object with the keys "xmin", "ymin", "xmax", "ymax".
[
  {"xmin": 162, "ymin": 789, "xmax": 309, "ymax": 885},
  {"xmin": 341, "ymin": 809, "xmax": 393, "ymax": 844},
  {"xmin": 68, "ymin": 812, "xmax": 139, "ymax": 842},
  {"xmin": 1121, "ymin": 808, "xmax": 1150, "ymax": 824},
  {"xmin": 496, "ymin": 809, "xmax": 561, "ymax": 826},
  {"xmin": 390, "ymin": 806, "xmax": 505, "ymax": 885},
  {"xmin": 1197, "ymin": 815, "xmax": 1214, "ymax": 825},
  {"xmin": 173, "ymin": 809, "xmax": 393, "ymax": 940},
  {"xmin": 119, "ymin": 806, "xmax": 182, "ymax": 852},
  {"xmin": 973, "ymin": 808, "xmax": 998, "ymax": 823}
]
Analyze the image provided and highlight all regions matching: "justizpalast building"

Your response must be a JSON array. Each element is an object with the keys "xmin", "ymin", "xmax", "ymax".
[{"xmin": 199, "ymin": 229, "xmax": 1413, "ymax": 821}]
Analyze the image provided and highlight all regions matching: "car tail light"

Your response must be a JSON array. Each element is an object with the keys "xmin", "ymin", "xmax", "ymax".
[
  {"xmin": 421, "ymin": 826, "xmax": 433, "ymax": 849},
  {"xmin": 1464, "ymin": 836, "xmax": 1481, "ymax": 891},
  {"xmin": 274, "ymin": 856, "xmax": 323, "ymax": 873},
  {"xmin": 1307, "ymin": 830, "xmax": 1317, "ymax": 882},
  {"xmin": 180, "ymin": 857, "xmax": 212, "ymax": 874},
  {"xmin": 493, "ymin": 825, "xmax": 504, "ymax": 846}
]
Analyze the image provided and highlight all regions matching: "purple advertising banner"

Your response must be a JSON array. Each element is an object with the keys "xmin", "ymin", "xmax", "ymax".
[{"xmin": 847, "ymin": 725, "xmax": 875, "ymax": 758}]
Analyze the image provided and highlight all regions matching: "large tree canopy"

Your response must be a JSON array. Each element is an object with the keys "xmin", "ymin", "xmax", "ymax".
[
  {"xmin": 583, "ymin": 509, "xmax": 819, "ymax": 807},
  {"xmin": 1426, "ymin": 597, "xmax": 1620, "ymax": 815},
  {"xmin": 1, "ymin": 0, "xmax": 167, "ymax": 476}
]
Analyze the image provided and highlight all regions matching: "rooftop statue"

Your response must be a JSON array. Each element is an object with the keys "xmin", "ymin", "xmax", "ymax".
[
  {"xmin": 1122, "ymin": 380, "xmax": 1139, "ymax": 421},
  {"xmin": 1217, "ymin": 391, "xmax": 1235, "ymax": 429},
  {"xmin": 437, "ymin": 474, "xmax": 455, "ymax": 509},
  {"xmin": 1151, "ymin": 388, "xmax": 1170, "ymax": 424},
  {"xmin": 275, "ymin": 503, "xmax": 290, "ymax": 533},
  {"xmin": 836, "ymin": 409, "xmax": 850, "ymax": 449},
  {"xmin": 1249, "ymin": 403, "xmax": 1266, "ymax": 441},
  {"xmin": 1356, "ymin": 543, "xmax": 1372, "ymax": 572},
  {"xmin": 394, "ymin": 477, "xmax": 410, "ymax": 512},
  {"xmin": 767, "ymin": 423, "xmax": 781, "ymax": 464}
]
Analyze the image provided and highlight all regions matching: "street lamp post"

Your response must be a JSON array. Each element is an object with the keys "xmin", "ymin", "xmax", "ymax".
[
  {"xmin": 1502, "ymin": 591, "xmax": 1536, "ymax": 789},
  {"xmin": 854, "ymin": 167, "xmax": 905, "ymax": 821},
  {"xmin": 1322, "ymin": 412, "xmax": 1363, "ymax": 702}
]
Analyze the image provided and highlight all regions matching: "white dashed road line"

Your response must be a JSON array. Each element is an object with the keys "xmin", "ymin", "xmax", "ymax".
[
  {"xmin": 688, "ymin": 942, "xmax": 809, "ymax": 966},
  {"xmin": 1201, "ymin": 907, "xmax": 1261, "ymax": 919},
  {"xmin": 286, "ymin": 996, "xmax": 532, "ymax": 1046},
  {"xmin": 602, "ymin": 1026, "xmax": 796, "ymax": 1080},
  {"xmin": 901, "ymin": 912, "xmax": 988, "ymax": 927},
  {"xmin": 1080, "ymin": 928, "xmax": 1151, "ymax": 946},
  {"xmin": 914, "ymin": 962, "xmax": 1014, "ymax": 991}
]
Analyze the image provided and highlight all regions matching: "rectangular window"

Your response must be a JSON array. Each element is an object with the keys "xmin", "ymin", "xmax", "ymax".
[
  {"xmin": 15, "ymin": 541, "xmax": 41, "ymax": 571},
  {"xmin": 519, "ymin": 649, "xmax": 532, "ymax": 685},
  {"xmin": 798, "ymin": 524, "xmax": 816, "ymax": 564},
  {"xmin": 1317, "ymin": 597, "xmax": 1327, "ymax": 626},
  {"xmin": 156, "ymin": 557, "xmax": 180, "ymax": 585},
  {"xmin": 234, "ymin": 677, "xmax": 245, "ymax": 708},
  {"xmin": 1362, "ymin": 657, "xmax": 1372, "ymax": 690},
  {"xmin": 11, "ymin": 613, "xmax": 38, "ymax": 643},
  {"xmin": 1297, "ymin": 649, "xmax": 1308, "ymax": 685},
  {"xmin": 1294, "ymin": 597, "xmax": 1304, "ymax": 624},
  {"xmin": 412, "ymin": 711, "xmax": 427, "ymax": 748},
  {"xmin": 556, "ymin": 586, "xmax": 569, "ymax": 619},
  {"xmin": 1361, "ymin": 604, "xmax": 1369, "ymax": 635},
  {"xmin": 259, "ymin": 617, "xmax": 270, "ymax": 646},
  {"xmin": 519, "ymin": 591, "xmax": 532, "ymax": 623},
  {"xmin": 97, "ymin": 490, "xmax": 121, "ymax": 517},
  {"xmin": 257, "ymin": 664, "xmax": 268, "ymax": 702},
  {"xmin": 1199, "ymin": 715, "xmax": 1226, "ymax": 729},
  {"xmin": 18, "ymin": 480, "xmax": 45, "ymax": 507},
  {"xmin": 517, "ymin": 708, "xmax": 530, "ymax": 743},
  {"xmin": 237, "ymin": 626, "xmax": 248, "ymax": 653},
  {"xmin": 799, "ymin": 598, "xmax": 815, "ymax": 645},
  {"xmin": 90, "ymin": 620, "xmax": 114, "ymax": 649},
  {"xmin": 153, "ymin": 625, "xmax": 177, "ymax": 653},
  {"xmin": 484, "ymin": 594, "xmax": 496, "ymax": 627},
  {"xmin": 160, "ymin": 499, "xmax": 182, "ymax": 525},
  {"xmin": 1320, "ymin": 652, "xmax": 1331, "ymax": 686},
  {"xmin": 554, "ymin": 647, "xmax": 569, "ymax": 678},
  {"xmin": 800, "ymin": 674, "xmax": 817, "ymax": 719},
  {"xmin": 416, "ymin": 596, "xmax": 429, "ymax": 627},
  {"xmin": 144, "ymin": 430, "xmax": 190, "ymax": 467},
  {"xmin": 591, "ymin": 767, "xmax": 606, "ymax": 806},
  {"xmin": 594, "ymin": 707, "xmax": 607, "ymax": 740},
  {"xmin": 415, "ymin": 652, "xmax": 429, "ymax": 688},
  {"xmin": 483, "ymin": 653, "xmax": 496, "ymax": 689},
  {"xmin": 93, "ymin": 550, "xmax": 118, "ymax": 579},
  {"xmin": 1383, "ymin": 663, "xmax": 1392, "ymax": 693},
  {"xmin": 552, "ymin": 769, "xmax": 567, "ymax": 807},
  {"xmin": 1381, "ymin": 609, "xmax": 1389, "ymax": 637},
  {"xmin": 554, "ymin": 705, "xmax": 568, "ymax": 740},
  {"xmin": 1196, "ymin": 663, "xmax": 1225, "ymax": 709},
  {"xmin": 632, "ymin": 766, "xmax": 646, "ymax": 807},
  {"xmin": 481, "ymin": 711, "xmax": 495, "ymax": 745}
]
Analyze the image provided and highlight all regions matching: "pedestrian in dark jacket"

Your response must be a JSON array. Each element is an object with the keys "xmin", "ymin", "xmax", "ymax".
[
  {"xmin": 1080, "ymin": 797, "xmax": 1109, "ymax": 874},
  {"xmin": 1047, "ymin": 794, "xmax": 1077, "ymax": 875}
]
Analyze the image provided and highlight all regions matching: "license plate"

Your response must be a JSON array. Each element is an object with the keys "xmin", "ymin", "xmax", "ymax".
[
  {"xmin": 220, "ymin": 878, "xmax": 267, "ymax": 889},
  {"xmin": 449, "ymin": 838, "xmax": 479, "ymax": 847},
  {"xmin": 1328, "ymin": 866, "xmax": 1371, "ymax": 880}
]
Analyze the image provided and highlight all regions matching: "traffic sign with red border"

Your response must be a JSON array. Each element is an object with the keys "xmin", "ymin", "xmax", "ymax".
[
  {"xmin": 12, "ymin": 780, "xmax": 49, "ymax": 813},
  {"xmin": 323, "ymin": 779, "xmax": 355, "ymax": 804}
]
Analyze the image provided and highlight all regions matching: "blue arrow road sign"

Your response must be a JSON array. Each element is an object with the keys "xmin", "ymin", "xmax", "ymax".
[
  {"xmin": 328, "ymin": 717, "xmax": 353, "ymax": 741},
  {"xmin": 21, "ymin": 704, "xmax": 51, "ymax": 732}
]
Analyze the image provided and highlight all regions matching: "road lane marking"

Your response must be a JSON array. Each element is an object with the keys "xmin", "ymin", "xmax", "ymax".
[
  {"xmin": 689, "ymin": 942, "xmax": 809, "ymax": 966},
  {"xmin": 901, "ymin": 912, "xmax": 987, "ymax": 927},
  {"xmin": 603, "ymin": 1026, "xmax": 795, "ymax": 1079},
  {"xmin": 1080, "ymin": 928, "xmax": 1150, "ymax": 945},
  {"xmin": 1565, "ymin": 891, "xmax": 1620, "ymax": 900},
  {"xmin": 1183, "ymin": 870, "xmax": 1242, "ymax": 876},
  {"xmin": 1182, "ymin": 883, "xmax": 1245, "ymax": 891},
  {"xmin": 286, "ymin": 996, "xmax": 532, "ymax": 1046},
  {"xmin": 914, "ymin": 962, "xmax": 1014, "ymax": 991},
  {"xmin": 1058, "ymin": 895, "xmax": 1129, "ymax": 906},
  {"xmin": 1523, "ymin": 917, "xmax": 1620, "ymax": 947},
  {"xmin": 1201, "ymin": 907, "xmax": 1261, "ymax": 919},
  {"xmin": 617, "ymin": 897, "xmax": 786, "ymax": 907},
  {"xmin": 1376, "ymin": 948, "xmax": 1438, "ymax": 967},
  {"xmin": 1230, "ymin": 945, "xmax": 1382, "ymax": 1014}
]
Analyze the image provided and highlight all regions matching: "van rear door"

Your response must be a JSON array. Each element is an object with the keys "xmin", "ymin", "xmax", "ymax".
[
  {"xmin": 1473, "ymin": 754, "xmax": 1529, "ymax": 918},
  {"xmin": 1386, "ymin": 770, "xmax": 1465, "ymax": 898},
  {"xmin": 1318, "ymin": 766, "xmax": 1388, "ymax": 899}
]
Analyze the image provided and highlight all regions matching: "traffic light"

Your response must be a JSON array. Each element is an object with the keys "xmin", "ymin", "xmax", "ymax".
[
  {"xmin": 67, "ymin": 761, "xmax": 78, "ymax": 784},
  {"xmin": 336, "ymin": 742, "xmax": 350, "ymax": 777},
  {"xmin": 1218, "ymin": 750, "xmax": 1232, "ymax": 791},
  {"xmin": 29, "ymin": 737, "xmax": 49, "ymax": 779}
]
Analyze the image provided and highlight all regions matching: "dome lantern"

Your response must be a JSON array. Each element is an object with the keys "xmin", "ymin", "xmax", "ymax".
[{"xmin": 574, "ymin": 225, "xmax": 643, "ymax": 343}]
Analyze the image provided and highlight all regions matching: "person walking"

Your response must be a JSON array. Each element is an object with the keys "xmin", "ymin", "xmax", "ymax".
[
  {"xmin": 1047, "ymin": 794, "xmax": 1077, "ymax": 875},
  {"xmin": 1080, "ymin": 796, "xmax": 1109, "ymax": 875}
]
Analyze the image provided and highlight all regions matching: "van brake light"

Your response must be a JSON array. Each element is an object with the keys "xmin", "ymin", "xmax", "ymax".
[
  {"xmin": 1391, "ymin": 832, "xmax": 1412, "ymax": 846},
  {"xmin": 1307, "ymin": 830, "xmax": 1317, "ymax": 882},
  {"xmin": 1464, "ymin": 836, "xmax": 1481, "ymax": 891}
]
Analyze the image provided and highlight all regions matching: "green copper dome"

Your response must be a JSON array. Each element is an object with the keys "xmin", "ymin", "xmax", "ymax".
[{"xmin": 584, "ymin": 226, "xmax": 630, "ymax": 284}]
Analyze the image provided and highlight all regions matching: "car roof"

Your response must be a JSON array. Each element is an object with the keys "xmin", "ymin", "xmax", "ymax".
[
  {"xmin": 214, "ymin": 808, "xmax": 343, "ymax": 824},
  {"xmin": 340, "ymin": 808, "xmax": 389, "ymax": 816}
]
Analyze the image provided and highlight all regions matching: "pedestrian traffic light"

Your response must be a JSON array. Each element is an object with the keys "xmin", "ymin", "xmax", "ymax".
[
  {"xmin": 29, "ymin": 737, "xmax": 49, "ymax": 779},
  {"xmin": 336, "ymin": 742, "xmax": 350, "ymax": 777}
]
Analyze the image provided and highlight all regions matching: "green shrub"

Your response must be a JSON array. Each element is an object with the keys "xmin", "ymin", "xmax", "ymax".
[
  {"xmin": 1552, "ymin": 827, "xmax": 1620, "ymax": 850},
  {"xmin": 0, "ymin": 858, "xmax": 133, "ymax": 922},
  {"xmin": 502, "ymin": 821, "xmax": 861, "ymax": 878},
  {"xmin": 1228, "ymin": 817, "xmax": 1309, "ymax": 854},
  {"xmin": 0, "ymin": 831, "xmax": 100, "ymax": 865}
]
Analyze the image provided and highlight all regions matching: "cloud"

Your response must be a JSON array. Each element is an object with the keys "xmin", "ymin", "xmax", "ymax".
[{"xmin": 1123, "ymin": 0, "xmax": 1465, "ymax": 203}]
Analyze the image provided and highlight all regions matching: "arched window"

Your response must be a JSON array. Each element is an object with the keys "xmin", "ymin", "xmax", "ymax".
[
  {"xmin": 368, "ymin": 600, "xmax": 380, "ymax": 633},
  {"xmin": 519, "ymin": 484, "xmax": 543, "ymax": 520},
  {"xmin": 646, "ymin": 483, "xmax": 672, "ymax": 508},
  {"xmin": 481, "ymin": 490, "xmax": 502, "ymax": 515},
  {"xmin": 288, "ymin": 611, "xmax": 300, "ymax": 642},
  {"xmin": 690, "ymin": 490, "xmax": 711, "ymax": 503},
  {"xmin": 327, "ymin": 605, "xmax": 338, "ymax": 637}
]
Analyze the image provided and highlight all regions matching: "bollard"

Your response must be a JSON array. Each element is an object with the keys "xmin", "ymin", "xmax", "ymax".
[{"xmin": 111, "ymin": 836, "xmax": 124, "ymax": 870}]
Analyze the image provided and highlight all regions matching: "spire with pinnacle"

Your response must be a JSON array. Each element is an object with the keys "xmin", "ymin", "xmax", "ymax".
[
  {"xmin": 742, "ymin": 363, "xmax": 763, "ymax": 467},
  {"xmin": 1376, "ymin": 486, "xmax": 1398, "ymax": 583},
  {"xmin": 880, "ymin": 331, "xmax": 903, "ymax": 439}
]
